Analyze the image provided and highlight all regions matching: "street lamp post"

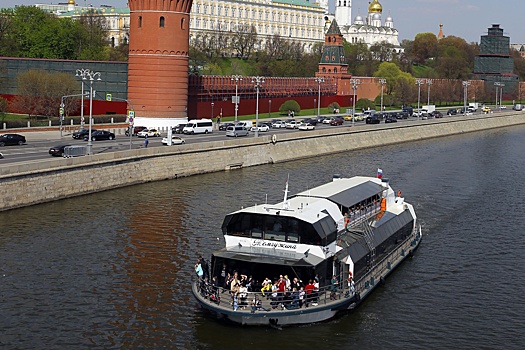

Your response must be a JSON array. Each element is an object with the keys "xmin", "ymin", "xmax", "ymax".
[
  {"xmin": 416, "ymin": 78, "xmax": 425, "ymax": 120},
  {"xmin": 78, "ymin": 69, "xmax": 101, "ymax": 155},
  {"xmin": 350, "ymin": 78, "xmax": 360, "ymax": 127},
  {"xmin": 268, "ymin": 100, "xmax": 272, "ymax": 119},
  {"xmin": 463, "ymin": 80, "xmax": 471, "ymax": 116},
  {"xmin": 315, "ymin": 77, "xmax": 324, "ymax": 118},
  {"xmin": 426, "ymin": 79, "xmax": 433, "ymax": 108},
  {"xmin": 75, "ymin": 69, "xmax": 90, "ymax": 129},
  {"xmin": 378, "ymin": 78, "xmax": 386, "ymax": 113},
  {"xmin": 211, "ymin": 102, "xmax": 214, "ymax": 121},
  {"xmin": 500, "ymin": 83, "xmax": 504, "ymax": 109},
  {"xmin": 252, "ymin": 76, "xmax": 264, "ymax": 137},
  {"xmin": 232, "ymin": 75, "xmax": 242, "ymax": 123}
]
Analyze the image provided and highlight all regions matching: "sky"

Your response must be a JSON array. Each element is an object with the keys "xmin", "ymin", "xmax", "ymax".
[{"xmin": 3, "ymin": 0, "xmax": 525, "ymax": 44}]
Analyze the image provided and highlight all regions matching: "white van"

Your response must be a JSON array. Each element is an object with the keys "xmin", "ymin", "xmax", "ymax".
[{"xmin": 182, "ymin": 119, "xmax": 213, "ymax": 134}]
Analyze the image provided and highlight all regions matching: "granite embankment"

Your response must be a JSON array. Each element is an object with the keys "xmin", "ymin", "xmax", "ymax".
[{"xmin": 1, "ymin": 113, "xmax": 524, "ymax": 211}]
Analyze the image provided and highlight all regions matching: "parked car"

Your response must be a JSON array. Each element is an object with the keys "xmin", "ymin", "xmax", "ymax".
[
  {"xmin": 365, "ymin": 115, "xmax": 380, "ymax": 124},
  {"xmin": 251, "ymin": 123, "xmax": 270, "ymax": 132},
  {"xmin": 48, "ymin": 144, "xmax": 71, "ymax": 157},
  {"xmin": 298, "ymin": 122, "xmax": 315, "ymax": 131},
  {"xmin": 272, "ymin": 120, "xmax": 286, "ymax": 128},
  {"xmin": 83, "ymin": 130, "xmax": 115, "ymax": 141},
  {"xmin": 482, "ymin": 106, "xmax": 492, "ymax": 113},
  {"xmin": 285, "ymin": 120, "xmax": 299, "ymax": 129},
  {"xmin": 384, "ymin": 116, "xmax": 398, "ymax": 123},
  {"xmin": 72, "ymin": 128, "xmax": 91, "ymax": 139},
  {"xmin": 322, "ymin": 117, "xmax": 334, "ymax": 124},
  {"xmin": 225, "ymin": 125, "xmax": 249, "ymax": 137},
  {"xmin": 500, "ymin": 105, "xmax": 507, "ymax": 109},
  {"xmin": 161, "ymin": 136, "xmax": 185, "ymax": 145},
  {"xmin": 316, "ymin": 116, "xmax": 328, "ymax": 123},
  {"xmin": 447, "ymin": 108, "xmax": 458, "ymax": 116},
  {"xmin": 137, "ymin": 128, "xmax": 161, "ymax": 138},
  {"xmin": 329, "ymin": 117, "xmax": 344, "ymax": 126},
  {"xmin": 219, "ymin": 122, "xmax": 235, "ymax": 131},
  {"xmin": 433, "ymin": 111, "xmax": 443, "ymax": 118},
  {"xmin": 402, "ymin": 106, "xmax": 413, "ymax": 116},
  {"xmin": 125, "ymin": 126, "xmax": 147, "ymax": 136},
  {"xmin": 0, "ymin": 133, "xmax": 26, "ymax": 146},
  {"xmin": 172, "ymin": 124, "xmax": 187, "ymax": 134}
]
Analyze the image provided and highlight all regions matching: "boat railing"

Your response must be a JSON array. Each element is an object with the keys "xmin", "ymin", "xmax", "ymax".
[
  {"xmin": 354, "ymin": 225, "xmax": 421, "ymax": 295},
  {"xmin": 338, "ymin": 203, "xmax": 382, "ymax": 231},
  {"xmin": 193, "ymin": 277, "xmax": 353, "ymax": 312}
]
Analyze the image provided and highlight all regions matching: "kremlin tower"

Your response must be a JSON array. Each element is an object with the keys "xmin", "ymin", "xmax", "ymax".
[{"xmin": 127, "ymin": 0, "xmax": 193, "ymax": 126}]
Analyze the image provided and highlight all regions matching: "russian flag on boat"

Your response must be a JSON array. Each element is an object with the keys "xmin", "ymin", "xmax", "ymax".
[{"xmin": 377, "ymin": 168, "xmax": 383, "ymax": 179}]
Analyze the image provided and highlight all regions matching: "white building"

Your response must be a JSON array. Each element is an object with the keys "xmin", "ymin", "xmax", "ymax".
[
  {"xmin": 36, "ymin": 0, "xmax": 326, "ymax": 51},
  {"xmin": 333, "ymin": 0, "xmax": 401, "ymax": 51}
]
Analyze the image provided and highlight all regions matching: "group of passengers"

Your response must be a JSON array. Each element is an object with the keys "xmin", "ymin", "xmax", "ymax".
[{"xmin": 344, "ymin": 197, "xmax": 382, "ymax": 230}]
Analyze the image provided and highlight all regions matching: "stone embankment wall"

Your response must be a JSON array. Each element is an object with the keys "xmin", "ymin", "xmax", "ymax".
[{"xmin": 1, "ymin": 113, "xmax": 524, "ymax": 211}]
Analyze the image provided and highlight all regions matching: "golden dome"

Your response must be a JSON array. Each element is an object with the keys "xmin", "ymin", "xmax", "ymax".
[
  {"xmin": 68, "ymin": 0, "xmax": 75, "ymax": 4},
  {"xmin": 368, "ymin": 0, "xmax": 383, "ymax": 13}
]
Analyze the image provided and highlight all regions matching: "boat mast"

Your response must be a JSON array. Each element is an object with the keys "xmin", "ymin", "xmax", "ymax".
[{"xmin": 283, "ymin": 174, "xmax": 290, "ymax": 210}]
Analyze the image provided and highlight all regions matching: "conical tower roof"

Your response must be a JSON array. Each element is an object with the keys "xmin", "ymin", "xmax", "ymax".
[{"xmin": 326, "ymin": 19, "xmax": 342, "ymax": 35}]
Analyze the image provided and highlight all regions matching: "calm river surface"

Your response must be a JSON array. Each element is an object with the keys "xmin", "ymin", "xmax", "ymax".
[{"xmin": 1, "ymin": 125, "xmax": 525, "ymax": 349}]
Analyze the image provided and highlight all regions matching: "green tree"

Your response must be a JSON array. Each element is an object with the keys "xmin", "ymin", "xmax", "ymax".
[
  {"xmin": 412, "ymin": 33, "xmax": 438, "ymax": 64},
  {"xmin": 279, "ymin": 100, "xmax": 300, "ymax": 114}
]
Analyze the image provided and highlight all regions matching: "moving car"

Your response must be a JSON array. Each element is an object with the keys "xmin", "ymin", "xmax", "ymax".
[
  {"xmin": 225, "ymin": 125, "xmax": 249, "ymax": 137},
  {"xmin": 0, "ymin": 133, "xmax": 26, "ymax": 146},
  {"xmin": 83, "ymin": 130, "xmax": 115, "ymax": 141},
  {"xmin": 125, "ymin": 126, "xmax": 147, "ymax": 136},
  {"xmin": 329, "ymin": 117, "xmax": 344, "ymax": 126},
  {"xmin": 251, "ymin": 123, "xmax": 270, "ymax": 132},
  {"xmin": 161, "ymin": 136, "xmax": 185, "ymax": 145},
  {"xmin": 272, "ymin": 120, "xmax": 286, "ymax": 128},
  {"xmin": 49, "ymin": 144, "xmax": 71, "ymax": 157},
  {"xmin": 137, "ymin": 128, "xmax": 161, "ymax": 138},
  {"xmin": 433, "ymin": 111, "xmax": 443, "ymax": 118},
  {"xmin": 482, "ymin": 106, "xmax": 492, "ymax": 113},
  {"xmin": 365, "ymin": 115, "xmax": 380, "ymax": 124},
  {"xmin": 298, "ymin": 122, "xmax": 315, "ymax": 130},
  {"xmin": 172, "ymin": 124, "xmax": 187, "ymax": 134},
  {"xmin": 219, "ymin": 122, "xmax": 235, "ymax": 131},
  {"xmin": 285, "ymin": 120, "xmax": 299, "ymax": 129},
  {"xmin": 447, "ymin": 108, "xmax": 458, "ymax": 116},
  {"xmin": 72, "ymin": 128, "xmax": 91, "ymax": 139},
  {"xmin": 384, "ymin": 116, "xmax": 398, "ymax": 123}
]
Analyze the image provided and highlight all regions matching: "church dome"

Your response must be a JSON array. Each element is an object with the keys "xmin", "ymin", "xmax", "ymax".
[
  {"xmin": 68, "ymin": 0, "xmax": 75, "ymax": 4},
  {"xmin": 386, "ymin": 15, "xmax": 393, "ymax": 22},
  {"xmin": 372, "ymin": 13, "xmax": 381, "ymax": 20},
  {"xmin": 368, "ymin": 0, "xmax": 383, "ymax": 13},
  {"xmin": 354, "ymin": 15, "xmax": 363, "ymax": 22}
]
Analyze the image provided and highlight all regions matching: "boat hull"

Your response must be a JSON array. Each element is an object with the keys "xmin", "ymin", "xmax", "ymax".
[{"xmin": 192, "ymin": 227, "xmax": 422, "ymax": 327}]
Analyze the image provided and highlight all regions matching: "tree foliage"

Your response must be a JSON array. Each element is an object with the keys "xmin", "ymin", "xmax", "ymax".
[
  {"xmin": 14, "ymin": 70, "xmax": 77, "ymax": 118},
  {"xmin": 279, "ymin": 100, "xmax": 300, "ymax": 114}
]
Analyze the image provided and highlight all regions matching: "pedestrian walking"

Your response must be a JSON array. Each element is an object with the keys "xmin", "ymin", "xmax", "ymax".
[{"xmin": 144, "ymin": 135, "xmax": 149, "ymax": 148}]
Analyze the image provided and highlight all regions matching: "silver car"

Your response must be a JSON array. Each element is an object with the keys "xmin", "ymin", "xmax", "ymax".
[{"xmin": 225, "ymin": 125, "xmax": 249, "ymax": 137}]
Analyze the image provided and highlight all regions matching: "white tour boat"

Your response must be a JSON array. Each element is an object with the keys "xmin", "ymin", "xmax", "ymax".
[{"xmin": 192, "ymin": 174, "xmax": 422, "ymax": 327}]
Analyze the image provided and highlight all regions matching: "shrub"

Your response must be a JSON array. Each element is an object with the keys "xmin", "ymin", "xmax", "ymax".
[
  {"xmin": 279, "ymin": 100, "xmax": 301, "ymax": 115},
  {"xmin": 356, "ymin": 98, "xmax": 375, "ymax": 111},
  {"xmin": 327, "ymin": 102, "xmax": 340, "ymax": 113}
]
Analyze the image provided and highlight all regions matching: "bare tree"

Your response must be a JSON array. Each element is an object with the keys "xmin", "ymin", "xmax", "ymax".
[{"xmin": 231, "ymin": 24, "xmax": 257, "ymax": 60}]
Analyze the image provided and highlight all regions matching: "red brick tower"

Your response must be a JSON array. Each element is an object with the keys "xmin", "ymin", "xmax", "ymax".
[{"xmin": 128, "ymin": 0, "xmax": 193, "ymax": 125}]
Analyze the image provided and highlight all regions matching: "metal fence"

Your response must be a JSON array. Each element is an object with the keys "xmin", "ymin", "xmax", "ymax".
[{"xmin": 63, "ymin": 145, "xmax": 87, "ymax": 158}]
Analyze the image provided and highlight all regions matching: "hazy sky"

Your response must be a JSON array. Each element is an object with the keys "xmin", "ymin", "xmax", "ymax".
[{"xmin": 3, "ymin": 0, "xmax": 525, "ymax": 44}]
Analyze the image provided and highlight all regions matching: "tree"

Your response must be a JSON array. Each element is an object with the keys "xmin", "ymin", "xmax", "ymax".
[
  {"xmin": 279, "ymin": 100, "xmax": 300, "ymax": 114},
  {"xmin": 412, "ymin": 33, "xmax": 438, "ymax": 64},
  {"xmin": 231, "ymin": 24, "xmax": 257, "ymax": 60},
  {"xmin": 14, "ymin": 70, "xmax": 77, "ymax": 118},
  {"xmin": 77, "ymin": 10, "xmax": 109, "ymax": 60}
]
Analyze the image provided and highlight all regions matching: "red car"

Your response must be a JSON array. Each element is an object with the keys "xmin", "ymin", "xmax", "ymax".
[{"xmin": 329, "ymin": 118, "xmax": 344, "ymax": 126}]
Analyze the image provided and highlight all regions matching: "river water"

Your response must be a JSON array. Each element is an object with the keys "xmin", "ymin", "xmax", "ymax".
[{"xmin": 1, "ymin": 125, "xmax": 525, "ymax": 349}]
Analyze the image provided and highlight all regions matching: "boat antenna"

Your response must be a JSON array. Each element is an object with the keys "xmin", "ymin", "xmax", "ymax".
[{"xmin": 283, "ymin": 174, "xmax": 290, "ymax": 210}]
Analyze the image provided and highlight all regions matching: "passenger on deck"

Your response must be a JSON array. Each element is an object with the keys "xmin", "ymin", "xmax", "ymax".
[
  {"xmin": 304, "ymin": 280, "xmax": 315, "ymax": 306},
  {"xmin": 230, "ymin": 274, "xmax": 241, "ymax": 295},
  {"xmin": 278, "ymin": 275, "xmax": 286, "ymax": 296},
  {"xmin": 292, "ymin": 277, "xmax": 303, "ymax": 291},
  {"xmin": 344, "ymin": 212, "xmax": 350, "ymax": 230},
  {"xmin": 284, "ymin": 275, "xmax": 291, "ymax": 291},
  {"xmin": 261, "ymin": 277, "xmax": 272, "ymax": 296},
  {"xmin": 195, "ymin": 259, "xmax": 203, "ymax": 278},
  {"xmin": 330, "ymin": 275, "xmax": 339, "ymax": 300},
  {"xmin": 298, "ymin": 287, "xmax": 305, "ymax": 307}
]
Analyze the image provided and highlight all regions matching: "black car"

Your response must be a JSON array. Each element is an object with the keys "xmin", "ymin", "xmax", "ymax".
[
  {"xmin": 434, "ymin": 111, "xmax": 443, "ymax": 118},
  {"xmin": 402, "ymin": 106, "xmax": 413, "ymax": 116},
  {"xmin": 72, "ymin": 128, "xmax": 90, "ymax": 139},
  {"xmin": 125, "ymin": 125, "xmax": 147, "ymax": 136},
  {"xmin": 84, "ymin": 130, "xmax": 115, "ymax": 141},
  {"xmin": 447, "ymin": 108, "xmax": 458, "ymax": 116},
  {"xmin": 0, "ymin": 133, "xmax": 26, "ymax": 146},
  {"xmin": 384, "ymin": 116, "xmax": 398, "ymax": 123},
  {"xmin": 219, "ymin": 122, "xmax": 235, "ymax": 131},
  {"xmin": 365, "ymin": 115, "xmax": 381, "ymax": 124},
  {"xmin": 302, "ymin": 118, "xmax": 318, "ymax": 125},
  {"xmin": 49, "ymin": 144, "xmax": 71, "ymax": 157},
  {"xmin": 172, "ymin": 124, "xmax": 187, "ymax": 134}
]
